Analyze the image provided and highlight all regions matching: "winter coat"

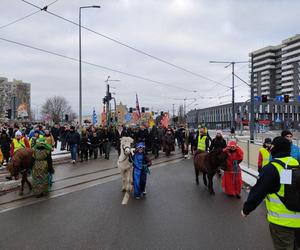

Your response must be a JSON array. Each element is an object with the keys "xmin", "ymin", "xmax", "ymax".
[{"xmin": 66, "ymin": 131, "xmax": 80, "ymax": 145}]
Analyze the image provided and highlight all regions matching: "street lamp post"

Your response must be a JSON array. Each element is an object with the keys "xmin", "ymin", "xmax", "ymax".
[{"xmin": 79, "ymin": 5, "xmax": 100, "ymax": 127}]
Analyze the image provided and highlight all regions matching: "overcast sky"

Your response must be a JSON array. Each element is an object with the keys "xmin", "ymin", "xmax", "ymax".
[{"xmin": 0, "ymin": 0, "xmax": 299, "ymax": 116}]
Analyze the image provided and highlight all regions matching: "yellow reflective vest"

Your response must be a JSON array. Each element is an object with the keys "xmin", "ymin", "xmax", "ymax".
[
  {"xmin": 12, "ymin": 138, "xmax": 25, "ymax": 153},
  {"xmin": 266, "ymin": 157, "xmax": 300, "ymax": 228},
  {"xmin": 259, "ymin": 147, "xmax": 270, "ymax": 167},
  {"xmin": 197, "ymin": 134, "xmax": 207, "ymax": 151}
]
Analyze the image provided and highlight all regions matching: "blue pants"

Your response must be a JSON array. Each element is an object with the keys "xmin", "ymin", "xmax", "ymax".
[
  {"xmin": 133, "ymin": 168, "xmax": 147, "ymax": 198},
  {"xmin": 70, "ymin": 144, "xmax": 77, "ymax": 161}
]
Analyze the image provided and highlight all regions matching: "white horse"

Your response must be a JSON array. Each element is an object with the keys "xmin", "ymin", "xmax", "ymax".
[{"xmin": 118, "ymin": 136, "xmax": 134, "ymax": 205}]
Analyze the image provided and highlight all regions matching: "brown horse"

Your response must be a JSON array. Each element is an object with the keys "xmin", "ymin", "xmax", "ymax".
[
  {"xmin": 193, "ymin": 148, "xmax": 227, "ymax": 195},
  {"xmin": 6, "ymin": 148, "xmax": 34, "ymax": 195}
]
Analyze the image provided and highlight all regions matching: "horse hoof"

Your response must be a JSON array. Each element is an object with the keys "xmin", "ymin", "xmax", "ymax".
[
  {"xmin": 18, "ymin": 191, "xmax": 24, "ymax": 196},
  {"xmin": 210, "ymin": 191, "xmax": 215, "ymax": 195},
  {"xmin": 122, "ymin": 189, "xmax": 126, "ymax": 192}
]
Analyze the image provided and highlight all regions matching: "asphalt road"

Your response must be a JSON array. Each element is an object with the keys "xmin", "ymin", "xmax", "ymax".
[{"xmin": 0, "ymin": 159, "xmax": 273, "ymax": 250}]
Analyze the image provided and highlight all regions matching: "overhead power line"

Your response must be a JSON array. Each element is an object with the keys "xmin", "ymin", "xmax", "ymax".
[
  {"xmin": 21, "ymin": 0, "xmax": 231, "ymax": 89},
  {"xmin": 0, "ymin": 0, "xmax": 59, "ymax": 30},
  {"xmin": 0, "ymin": 36, "xmax": 196, "ymax": 92}
]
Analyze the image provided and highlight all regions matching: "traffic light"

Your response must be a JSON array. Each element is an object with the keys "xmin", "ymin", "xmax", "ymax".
[
  {"xmin": 129, "ymin": 107, "xmax": 133, "ymax": 113},
  {"xmin": 284, "ymin": 95, "xmax": 289, "ymax": 103},
  {"xmin": 5, "ymin": 109, "xmax": 12, "ymax": 119},
  {"xmin": 65, "ymin": 114, "xmax": 69, "ymax": 122},
  {"xmin": 108, "ymin": 93, "xmax": 112, "ymax": 101},
  {"xmin": 261, "ymin": 95, "xmax": 268, "ymax": 103},
  {"xmin": 141, "ymin": 107, "xmax": 145, "ymax": 113},
  {"xmin": 102, "ymin": 97, "xmax": 106, "ymax": 104},
  {"xmin": 160, "ymin": 111, "xmax": 164, "ymax": 116}
]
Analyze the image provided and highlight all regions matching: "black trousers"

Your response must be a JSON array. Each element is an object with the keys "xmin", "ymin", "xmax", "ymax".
[{"xmin": 269, "ymin": 223, "xmax": 300, "ymax": 250}]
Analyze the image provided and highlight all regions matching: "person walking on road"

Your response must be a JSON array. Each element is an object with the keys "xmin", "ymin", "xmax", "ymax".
[
  {"xmin": 257, "ymin": 138, "xmax": 272, "ymax": 174},
  {"xmin": 66, "ymin": 126, "xmax": 80, "ymax": 164},
  {"xmin": 0, "ymin": 128, "xmax": 11, "ymax": 165},
  {"xmin": 242, "ymin": 136, "xmax": 300, "ymax": 250},
  {"xmin": 222, "ymin": 140, "xmax": 244, "ymax": 198},
  {"xmin": 196, "ymin": 127, "xmax": 210, "ymax": 152},
  {"xmin": 209, "ymin": 130, "xmax": 227, "ymax": 151},
  {"xmin": 132, "ymin": 142, "xmax": 152, "ymax": 200},
  {"xmin": 32, "ymin": 137, "xmax": 54, "ymax": 198},
  {"xmin": 281, "ymin": 130, "xmax": 300, "ymax": 162}
]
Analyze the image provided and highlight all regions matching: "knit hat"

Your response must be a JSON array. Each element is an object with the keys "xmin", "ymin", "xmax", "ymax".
[
  {"xmin": 228, "ymin": 140, "xmax": 237, "ymax": 147},
  {"xmin": 136, "ymin": 142, "xmax": 145, "ymax": 149},
  {"xmin": 271, "ymin": 136, "xmax": 291, "ymax": 156},
  {"xmin": 15, "ymin": 130, "xmax": 22, "ymax": 136},
  {"xmin": 216, "ymin": 130, "xmax": 223, "ymax": 136},
  {"xmin": 35, "ymin": 136, "xmax": 52, "ymax": 151},
  {"xmin": 264, "ymin": 138, "xmax": 272, "ymax": 144},
  {"xmin": 281, "ymin": 130, "xmax": 292, "ymax": 137}
]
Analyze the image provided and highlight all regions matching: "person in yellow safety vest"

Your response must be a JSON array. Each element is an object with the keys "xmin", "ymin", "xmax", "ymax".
[
  {"xmin": 257, "ymin": 138, "xmax": 272, "ymax": 174},
  {"xmin": 242, "ymin": 136, "xmax": 300, "ymax": 249},
  {"xmin": 196, "ymin": 127, "xmax": 210, "ymax": 152},
  {"xmin": 9, "ymin": 130, "xmax": 30, "ymax": 157},
  {"xmin": 0, "ymin": 148, "xmax": 3, "ymax": 166}
]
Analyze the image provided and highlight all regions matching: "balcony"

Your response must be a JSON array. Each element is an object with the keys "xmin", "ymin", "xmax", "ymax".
[
  {"xmin": 281, "ymin": 81, "xmax": 294, "ymax": 88},
  {"xmin": 282, "ymin": 55, "xmax": 300, "ymax": 64},
  {"xmin": 282, "ymin": 64, "xmax": 294, "ymax": 70},
  {"xmin": 281, "ymin": 69, "xmax": 294, "ymax": 76},
  {"xmin": 253, "ymin": 65, "xmax": 275, "ymax": 72},
  {"xmin": 253, "ymin": 52, "xmax": 275, "ymax": 61},
  {"xmin": 282, "ymin": 47, "xmax": 300, "ymax": 58},
  {"xmin": 281, "ymin": 75, "xmax": 294, "ymax": 82},
  {"xmin": 253, "ymin": 58, "xmax": 275, "ymax": 67},
  {"xmin": 282, "ymin": 40, "xmax": 300, "ymax": 51}
]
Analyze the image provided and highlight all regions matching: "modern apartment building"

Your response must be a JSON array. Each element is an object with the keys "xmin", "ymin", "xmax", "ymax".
[
  {"xmin": 0, "ymin": 76, "xmax": 31, "ymax": 120},
  {"xmin": 251, "ymin": 34, "xmax": 300, "ymax": 101}
]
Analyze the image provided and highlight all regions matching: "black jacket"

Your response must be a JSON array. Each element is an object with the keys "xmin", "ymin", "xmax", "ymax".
[
  {"xmin": 209, "ymin": 137, "xmax": 227, "ymax": 151},
  {"xmin": 66, "ymin": 131, "xmax": 80, "ymax": 145}
]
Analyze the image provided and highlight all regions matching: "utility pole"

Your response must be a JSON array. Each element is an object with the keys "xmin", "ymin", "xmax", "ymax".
[
  {"xmin": 106, "ymin": 83, "xmax": 110, "ymax": 127},
  {"xmin": 209, "ymin": 60, "xmax": 248, "ymax": 130},
  {"xmin": 104, "ymin": 76, "xmax": 120, "ymax": 127},
  {"xmin": 250, "ymin": 54, "xmax": 255, "ymax": 142},
  {"xmin": 172, "ymin": 104, "xmax": 175, "ymax": 126}
]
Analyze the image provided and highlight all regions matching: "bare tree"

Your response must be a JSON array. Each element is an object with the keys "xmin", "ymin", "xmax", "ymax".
[{"xmin": 41, "ymin": 96, "xmax": 74, "ymax": 123}]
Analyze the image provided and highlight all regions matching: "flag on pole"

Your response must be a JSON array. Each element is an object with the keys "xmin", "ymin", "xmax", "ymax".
[
  {"xmin": 136, "ymin": 93, "xmax": 141, "ymax": 118},
  {"xmin": 92, "ymin": 108, "xmax": 97, "ymax": 125}
]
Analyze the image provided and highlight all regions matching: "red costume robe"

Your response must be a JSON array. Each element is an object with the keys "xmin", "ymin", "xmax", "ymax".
[{"xmin": 222, "ymin": 146, "xmax": 244, "ymax": 195}]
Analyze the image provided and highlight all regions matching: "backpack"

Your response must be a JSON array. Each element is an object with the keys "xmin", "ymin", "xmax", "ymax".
[{"xmin": 272, "ymin": 159, "xmax": 300, "ymax": 212}]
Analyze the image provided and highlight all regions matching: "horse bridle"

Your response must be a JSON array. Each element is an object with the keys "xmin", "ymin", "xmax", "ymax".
[{"xmin": 119, "ymin": 145, "xmax": 132, "ymax": 162}]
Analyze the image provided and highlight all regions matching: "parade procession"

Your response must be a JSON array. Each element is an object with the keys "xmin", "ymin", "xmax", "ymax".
[{"xmin": 1, "ymin": 1, "xmax": 300, "ymax": 249}]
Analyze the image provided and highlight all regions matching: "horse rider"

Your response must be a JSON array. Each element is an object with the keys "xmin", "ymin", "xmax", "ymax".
[
  {"xmin": 10, "ymin": 130, "xmax": 30, "ymax": 157},
  {"xmin": 242, "ymin": 136, "xmax": 300, "ymax": 249},
  {"xmin": 257, "ymin": 138, "xmax": 272, "ymax": 174},
  {"xmin": 7, "ymin": 130, "xmax": 30, "ymax": 180}
]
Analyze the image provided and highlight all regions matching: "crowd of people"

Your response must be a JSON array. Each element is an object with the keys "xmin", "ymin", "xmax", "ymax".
[{"xmin": 1, "ymin": 122, "xmax": 299, "ymax": 249}]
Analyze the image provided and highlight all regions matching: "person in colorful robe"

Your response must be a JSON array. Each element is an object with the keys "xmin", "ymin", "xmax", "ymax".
[
  {"xmin": 132, "ymin": 142, "xmax": 152, "ymax": 200},
  {"xmin": 32, "ymin": 137, "xmax": 54, "ymax": 198},
  {"xmin": 222, "ymin": 140, "xmax": 244, "ymax": 198}
]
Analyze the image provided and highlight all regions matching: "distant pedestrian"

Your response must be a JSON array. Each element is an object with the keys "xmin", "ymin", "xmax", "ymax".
[
  {"xmin": 281, "ymin": 130, "xmax": 300, "ymax": 162},
  {"xmin": 66, "ymin": 126, "xmax": 80, "ymax": 164},
  {"xmin": 257, "ymin": 138, "xmax": 272, "ymax": 174}
]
